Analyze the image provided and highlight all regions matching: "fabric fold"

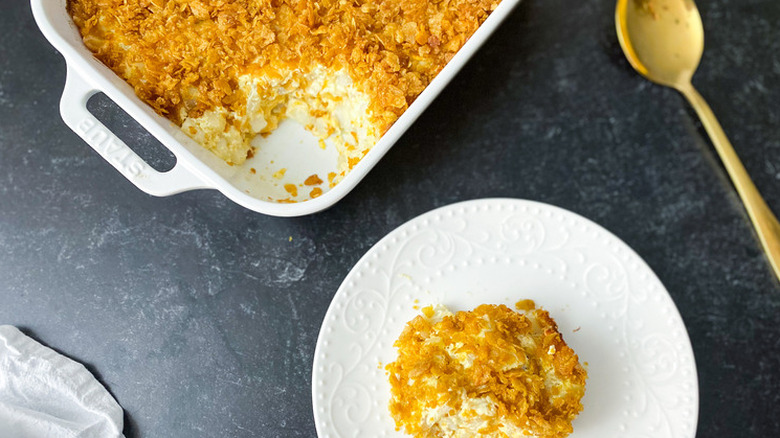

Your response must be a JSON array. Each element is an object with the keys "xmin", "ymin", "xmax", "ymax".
[{"xmin": 0, "ymin": 325, "xmax": 124, "ymax": 438}]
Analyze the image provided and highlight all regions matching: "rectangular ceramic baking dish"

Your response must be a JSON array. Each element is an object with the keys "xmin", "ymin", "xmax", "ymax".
[{"xmin": 32, "ymin": 0, "xmax": 521, "ymax": 216}]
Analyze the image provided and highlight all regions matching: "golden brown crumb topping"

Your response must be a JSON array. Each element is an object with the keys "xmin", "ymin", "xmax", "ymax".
[
  {"xmin": 386, "ymin": 303, "xmax": 587, "ymax": 438},
  {"xmin": 67, "ymin": 0, "xmax": 500, "ymax": 131}
]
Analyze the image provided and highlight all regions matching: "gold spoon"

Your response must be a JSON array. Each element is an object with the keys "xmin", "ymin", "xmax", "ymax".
[{"xmin": 616, "ymin": 0, "xmax": 780, "ymax": 282}]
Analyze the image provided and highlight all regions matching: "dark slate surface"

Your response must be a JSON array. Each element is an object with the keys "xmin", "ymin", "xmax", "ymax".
[{"xmin": 1, "ymin": 0, "xmax": 779, "ymax": 437}]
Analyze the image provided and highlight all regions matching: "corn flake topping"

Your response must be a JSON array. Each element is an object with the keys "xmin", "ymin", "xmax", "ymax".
[
  {"xmin": 67, "ymin": 0, "xmax": 500, "ymax": 159},
  {"xmin": 386, "ymin": 303, "xmax": 587, "ymax": 438}
]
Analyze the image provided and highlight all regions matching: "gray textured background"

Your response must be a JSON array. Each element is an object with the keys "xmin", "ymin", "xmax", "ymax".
[{"xmin": 1, "ymin": 0, "xmax": 779, "ymax": 436}]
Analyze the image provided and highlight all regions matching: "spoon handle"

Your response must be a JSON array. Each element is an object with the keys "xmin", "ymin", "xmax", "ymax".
[{"xmin": 678, "ymin": 83, "xmax": 780, "ymax": 282}]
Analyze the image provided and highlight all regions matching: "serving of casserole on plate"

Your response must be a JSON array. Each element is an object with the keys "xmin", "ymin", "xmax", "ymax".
[
  {"xmin": 312, "ymin": 199, "xmax": 699, "ymax": 437},
  {"xmin": 32, "ymin": 0, "xmax": 521, "ymax": 215}
]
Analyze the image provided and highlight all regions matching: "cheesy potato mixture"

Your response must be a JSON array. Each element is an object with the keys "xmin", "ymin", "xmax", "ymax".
[
  {"xmin": 386, "ymin": 303, "xmax": 587, "ymax": 438},
  {"xmin": 67, "ymin": 0, "xmax": 500, "ymax": 188}
]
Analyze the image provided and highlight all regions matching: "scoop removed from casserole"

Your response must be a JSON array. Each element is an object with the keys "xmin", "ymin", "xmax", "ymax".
[{"xmin": 386, "ymin": 302, "xmax": 587, "ymax": 438}]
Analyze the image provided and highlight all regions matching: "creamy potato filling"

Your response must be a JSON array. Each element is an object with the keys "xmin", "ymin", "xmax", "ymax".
[{"xmin": 180, "ymin": 65, "xmax": 378, "ymax": 184}]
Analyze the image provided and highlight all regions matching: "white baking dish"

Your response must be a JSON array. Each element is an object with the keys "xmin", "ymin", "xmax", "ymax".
[{"xmin": 32, "ymin": 0, "xmax": 521, "ymax": 216}]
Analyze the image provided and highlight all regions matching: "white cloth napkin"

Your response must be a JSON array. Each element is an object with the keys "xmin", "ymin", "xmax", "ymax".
[{"xmin": 0, "ymin": 325, "xmax": 124, "ymax": 438}]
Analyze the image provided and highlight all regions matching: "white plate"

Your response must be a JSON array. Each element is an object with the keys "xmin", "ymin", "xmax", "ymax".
[{"xmin": 312, "ymin": 198, "xmax": 699, "ymax": 438}]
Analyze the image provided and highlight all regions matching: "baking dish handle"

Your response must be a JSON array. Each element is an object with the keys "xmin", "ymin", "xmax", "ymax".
[{"xmin": 59, "ymin": 66, "xmax": 209, "ymax": 196}]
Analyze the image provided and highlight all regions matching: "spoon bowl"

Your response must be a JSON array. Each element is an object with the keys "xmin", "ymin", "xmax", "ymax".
[
  {"xmin": 616, "ymin": 0, "xmax": 704, "ymax": 88},
  {"xmin": 615, "ymin": 0, "xmax": 780, "ymax": 282}
]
